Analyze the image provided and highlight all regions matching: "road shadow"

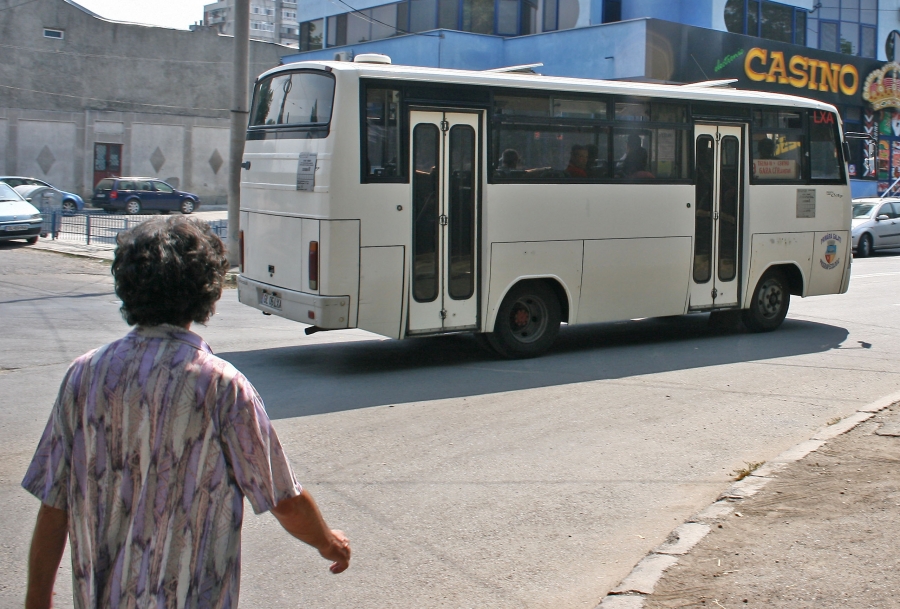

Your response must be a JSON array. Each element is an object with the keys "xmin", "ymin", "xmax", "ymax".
[{"xmin": 218, "ymin": 315, "xmax": 849, "ymax": 420}]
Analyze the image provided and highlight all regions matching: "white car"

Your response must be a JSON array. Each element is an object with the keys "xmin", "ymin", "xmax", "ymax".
[
  {"xmin": 0, "ymin": 182, "xmax": 43, "ymax": 245},
  {"xmin": 851, "ymin": 198, "xmax": 900, "ymax": 258}
]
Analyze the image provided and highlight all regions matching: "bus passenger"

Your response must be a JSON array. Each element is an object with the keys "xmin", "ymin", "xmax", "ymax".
[
  {"xmin": 566, "ymin": 145, "xmax": 589, "ymax": 178},
  {"xmin": 622, "ymin": 134, "xmax": 650, "ymax": 178},
  {"xmin": 757, "ymin": 137, "xmax": 776, "ymax": 159}
]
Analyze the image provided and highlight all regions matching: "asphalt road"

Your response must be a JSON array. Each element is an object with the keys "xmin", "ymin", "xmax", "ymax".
[{"xmin": 1, "ymin": 244, "xmax": 899, "ymax": 608}]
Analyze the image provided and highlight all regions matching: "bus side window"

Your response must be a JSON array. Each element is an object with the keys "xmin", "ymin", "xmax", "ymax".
[
  {"xmin": 809, "ymin": 110, "xmax": 843, "ymax": 181},
  {"xmin": 365, "ymin": 88, "xmax": 403, "ymax": 180},
  {"xmin": 751, "ymin": 109, "xmax": 804, "ymax": 182}
]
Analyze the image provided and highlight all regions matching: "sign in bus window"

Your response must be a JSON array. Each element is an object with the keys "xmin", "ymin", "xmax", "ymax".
[
  {"xmin": 365, "ymin": 89, "xmax": 402, "ymax": 179},
  {"xmin": 751, "ymin": 133, "xmax": 802, "ymax": 180}
]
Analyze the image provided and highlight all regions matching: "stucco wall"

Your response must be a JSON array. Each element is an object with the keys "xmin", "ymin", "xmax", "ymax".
[{"xmin": 0, "ymin": 0, "xmax": 289, "ymax": 199}]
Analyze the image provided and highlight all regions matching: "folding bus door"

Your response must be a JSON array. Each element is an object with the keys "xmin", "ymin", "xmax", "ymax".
[
  {"xmin": 690, "ymin": 125, "xmax": 743, "ymax": 310},
  {"xmin": 407, "ymin": 110, "xmax": 481, "ymax": 334}
]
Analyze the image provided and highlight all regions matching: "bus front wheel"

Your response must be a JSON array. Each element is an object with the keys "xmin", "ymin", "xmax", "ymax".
[
  {"xmin": 742, "ymin": 269, "xmax": 790, "ymax": 333},
  {"xmin": 486, "ymin": 281, "xmax": 561, "ymax": 358}
]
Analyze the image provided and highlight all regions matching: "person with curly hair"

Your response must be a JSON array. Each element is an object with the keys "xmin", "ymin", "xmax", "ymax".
[{"xmin": 22, "ymin": 216, "xmax": 350, "ymax": 609}]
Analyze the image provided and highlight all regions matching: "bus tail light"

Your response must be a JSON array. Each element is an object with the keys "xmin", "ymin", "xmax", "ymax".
[
  {"xmin": 309, "ymin": 241, "xmax": 318, "ymax": 290},
  {"xmin": 239, "ymin": 230, "xmax": 244, "ymax": 273}
]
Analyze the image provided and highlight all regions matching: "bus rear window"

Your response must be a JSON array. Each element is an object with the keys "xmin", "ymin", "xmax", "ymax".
[{"xmin": 249, "ymin": 71, "xmax": 335, "ymax": 128}]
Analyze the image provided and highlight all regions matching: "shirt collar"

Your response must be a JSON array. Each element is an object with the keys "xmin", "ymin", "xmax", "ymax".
[{"xmin": 130, "ymin": 324, "xmax": 213, "ymax": 354}]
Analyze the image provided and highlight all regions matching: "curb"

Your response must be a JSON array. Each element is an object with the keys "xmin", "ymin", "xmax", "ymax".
[{"xmin": 595, "ymin": 389, "xmax": 900, "ymax": 608}]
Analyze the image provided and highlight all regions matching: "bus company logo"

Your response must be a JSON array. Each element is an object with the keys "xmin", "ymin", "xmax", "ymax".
[
  {"xmin": 863, "ymin": 62, "xmax": 900, "ymax": 110},
  {"xmin": 820, "ymin": 233, "xmax": 842, "ymax": 269}
]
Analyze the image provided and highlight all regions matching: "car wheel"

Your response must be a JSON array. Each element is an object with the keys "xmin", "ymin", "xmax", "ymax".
[
  {"xmin": 486, "ymin": 281, "xmax": 561, "ymax": 358},
  {"xmin": 742, "ymin": 269, "xmax": 790, "ymax": 333},
  {"xmin": 26, "ymin": 236, "xmax": 38, "ymax": 245},
  {"xmin": 126, "ymin": 199, "xmax": 142, "ymax": 215},
  {"xmin": 856, "ymin": 233, "xmax": 873, "ymax": 258},
  {"xmin": 180, "ymin": 199, "xmax": 195, "ymax": 214},
  {"xmin": 62, "ymin": 200, "xmax": 77, "ymax": 215}
]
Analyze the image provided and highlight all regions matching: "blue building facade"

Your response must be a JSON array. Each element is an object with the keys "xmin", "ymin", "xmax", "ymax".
[{"xmin": 283, "ymin": 0, "xmax": 900, "ymax": 196}]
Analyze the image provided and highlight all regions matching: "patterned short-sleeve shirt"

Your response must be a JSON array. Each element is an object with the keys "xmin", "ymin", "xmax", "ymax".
[{"xmin": 22, "ymin": 325, "xmax": 302, "ymax": 609}]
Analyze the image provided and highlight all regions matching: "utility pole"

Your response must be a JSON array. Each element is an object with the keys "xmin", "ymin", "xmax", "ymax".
[{"xmin": 227, "ymin": 0, "xmax": 250, "ymax": 267}]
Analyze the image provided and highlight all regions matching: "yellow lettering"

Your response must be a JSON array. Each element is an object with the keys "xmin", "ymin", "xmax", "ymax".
[
  {"xmin": 767, "ymin": 52, "xmax": 789, "ymax": 84},
  {"xmin": 788, "ymin": 55, "xmax": 809, "ymax": 89},
  {"xmin": 839, "ymin": 64, "xmax": 859, "ymax": 96},
  {"xmin": 819, "ymin": 62, "xmax": 841, "ymax": 92},
  {"xmin": 808, "ymin": 59, "xmax": 820, "ymax": 90},
  {"xmin": 745, "ymin": 48, "xmax": 768, "ymax": 82}
]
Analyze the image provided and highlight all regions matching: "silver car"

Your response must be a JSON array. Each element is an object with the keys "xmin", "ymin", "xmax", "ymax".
[
  {"xmin": 852, "ymin": 197, "xmax": 900, "ymax": 257},
  {"xmin": 0, "ymin": 182, "xmax": 43, "ymax": 245}
]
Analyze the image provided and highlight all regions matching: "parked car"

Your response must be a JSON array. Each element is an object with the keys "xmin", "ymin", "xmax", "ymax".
[
  {"xmin": 0, "ymin": 182, "xmax": 43, "ymax": 245},
  {"xmin": 91, "ymin": 178, "xmax": 201, "ymax": 215},
  {"xmin": 0, "ymin": 176, "xmax": 84, "ymax": 214},
  {"xmin": 851, "ymin": 198, "xmax": 900, "ymax": 258}
]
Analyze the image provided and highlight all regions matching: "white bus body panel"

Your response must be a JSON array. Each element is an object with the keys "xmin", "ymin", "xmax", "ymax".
[
  {"xmin": 581, "ymin": 237, "xmax": 692, "ymax": 323},
  {"xmin": 358, "ymin": 246, "xmax": 405, "ymax": 339},
  {"xmin": 486, "ymin": 241, "xmax": 583, "ymax": 332}
]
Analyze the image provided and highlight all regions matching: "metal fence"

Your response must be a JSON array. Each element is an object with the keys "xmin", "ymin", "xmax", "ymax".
[{"xmin": 41, "ymin": 211, "xmax": 227, "ymax": 246}]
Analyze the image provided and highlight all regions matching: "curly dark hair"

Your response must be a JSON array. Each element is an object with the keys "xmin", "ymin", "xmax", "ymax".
[{"xmin": 112, "ymin": 216, "xmax": 229, "ymax": 327}]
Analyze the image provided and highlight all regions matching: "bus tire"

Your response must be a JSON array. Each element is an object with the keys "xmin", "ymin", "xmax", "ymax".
[
  {"xmin": 742, "ymin": 269, "xmax": 790, "ymax": 333},
  {"xmin": 486, "ymin": 281, "xmax": 561, "ymax": 358}
]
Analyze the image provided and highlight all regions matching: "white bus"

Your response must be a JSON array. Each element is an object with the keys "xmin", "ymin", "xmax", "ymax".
[{"xmin": 236, "ymin": 55, "xmax": 851, "ymax": 358}]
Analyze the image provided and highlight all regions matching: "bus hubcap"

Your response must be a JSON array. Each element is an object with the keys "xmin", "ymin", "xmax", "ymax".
[
  {"xmin": 758, "ymin": 280, "xmax": 783, "ymax": 319},
  {"xmin": 508, "ymin": 296, "xmax": 548, "ymax": 343}
]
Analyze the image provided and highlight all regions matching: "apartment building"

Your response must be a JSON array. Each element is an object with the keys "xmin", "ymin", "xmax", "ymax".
[{"xmin": 204, "ymin": 0, "xmax": 301, "ymax": 47}]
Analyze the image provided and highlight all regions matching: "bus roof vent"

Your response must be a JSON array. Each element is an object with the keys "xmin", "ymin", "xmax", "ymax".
[
  {"xmin": 354, "ymin": 53, "xmax": 392, "ymax": 64},
  {"xmin": 485, "ymin": 63, "xmax": 543, "ymax": 74},
  {"xmin": 681, "ymin": 79, "xmax": 738, "ymax": 88}
]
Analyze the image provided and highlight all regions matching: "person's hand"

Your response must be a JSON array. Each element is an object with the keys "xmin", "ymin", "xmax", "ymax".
[{"xmin": 320, "ymin": 529, "xmax": 351, "ymax": 573}]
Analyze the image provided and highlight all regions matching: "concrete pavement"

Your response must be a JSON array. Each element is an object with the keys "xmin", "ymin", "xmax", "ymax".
[{"xmin": 2, "ymin": 242, "xmax": 900, "ymax": 608}]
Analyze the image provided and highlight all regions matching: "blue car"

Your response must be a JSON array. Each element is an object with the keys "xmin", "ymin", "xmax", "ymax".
[
  {"xmin": 91, "ymin": 177, "xmax": 201, "ymax": 215},
  {"xmin": 0, "ymin": 176, "xmax": 85, "ymax": 214}
]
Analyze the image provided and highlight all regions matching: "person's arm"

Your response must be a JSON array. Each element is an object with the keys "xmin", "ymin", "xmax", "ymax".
[
  {"xmin": 25, "ymin": 503, "xmax": 68, "ymax": 609},
  {"xmin": 271, "ymin": 489, "xmax": 351, "ymax": 573}
]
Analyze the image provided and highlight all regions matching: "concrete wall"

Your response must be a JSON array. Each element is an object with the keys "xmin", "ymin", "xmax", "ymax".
[{"xmin": 0, "ymin": 0, "xmax": 289, "ymax": 200}]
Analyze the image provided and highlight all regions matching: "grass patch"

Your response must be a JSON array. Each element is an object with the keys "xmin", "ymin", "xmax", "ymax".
[{"xmin": 732, "ymin": 461, "xmax": 765, "ymax": 481}]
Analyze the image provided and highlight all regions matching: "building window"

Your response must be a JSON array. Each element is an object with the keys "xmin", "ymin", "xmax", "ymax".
[
  {"xmin": 300, "ymin": 19, "xmax": 324, "ymax": 49},
  {"xmin": 602, "ymin": 0, "xmax": 621, "ymax": 23},
  {"xmin": 43, "ymin": 28, "xmax": 64, "ymax": 39},
  {"xmin": 724, "ymin": 0, "xmax": 807, "ymax": 46},
  {"xmin": 807, "ymin": 0, "xmax": 878, "ymax": 57}
]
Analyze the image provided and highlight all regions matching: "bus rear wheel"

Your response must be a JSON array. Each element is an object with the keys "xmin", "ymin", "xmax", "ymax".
[
  {"xmin": 742, "ymin": 269, "xmax": 790, "ymax": 333},
  {"xmin": 486, "ymin": 281, "xmax": 561, "ymax": 358}
]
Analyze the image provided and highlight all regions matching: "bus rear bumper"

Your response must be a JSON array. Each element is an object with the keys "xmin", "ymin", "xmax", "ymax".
[{"xmin": 237, "ymin": 275, "xmax": 350, "ymax": 329}]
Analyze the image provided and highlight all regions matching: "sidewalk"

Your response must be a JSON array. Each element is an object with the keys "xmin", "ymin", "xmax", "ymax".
[
  {"xmin": 31, "ymin": 238, "xmax": 115, "ymax": 260},
  {"xmin": 599, "ymin": 392, "xmax": 900, "ymax": 609}
]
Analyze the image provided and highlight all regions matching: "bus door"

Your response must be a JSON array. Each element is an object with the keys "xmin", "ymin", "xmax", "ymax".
[
  {"xmin": 407, "ymin": 110, "xmax": 481, "ymax": 334},
  {"xmin": 690, "ymin": 125, "xmax": 743, "ymax": 310}
]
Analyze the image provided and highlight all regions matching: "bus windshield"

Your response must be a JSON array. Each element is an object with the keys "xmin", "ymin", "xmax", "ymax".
[{"xmin": 250, "ymin": 71, "xmax": 335, "ymax": 127}]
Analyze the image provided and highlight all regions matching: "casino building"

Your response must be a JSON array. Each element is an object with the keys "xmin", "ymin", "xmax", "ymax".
[{"xmin": 282, "ymin": 0, "xmax": 900, "ymax": 197}]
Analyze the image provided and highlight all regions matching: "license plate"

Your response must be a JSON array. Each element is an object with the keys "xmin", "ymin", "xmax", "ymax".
[
  {"xmin": 260, "ymin": 292, "xmax": 282, "ymax": 310},
  {"xmin": 4, "ymin": 225, "xmax": 28, "ymax": 232}
]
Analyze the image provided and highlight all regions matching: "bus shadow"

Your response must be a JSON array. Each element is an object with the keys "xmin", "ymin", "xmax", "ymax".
[{"xmin": 218, "ymin": 315, "xmax": 849, "ymax": 420}]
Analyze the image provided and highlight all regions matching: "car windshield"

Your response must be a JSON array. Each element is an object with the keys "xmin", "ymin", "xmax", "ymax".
[
  {"xmin": 0, "ymin": 183, "xmax": 23, "ymax": 201},
  {"xmin": 852, "ymin": 203, "xmax": 876, "ymax": 218}
]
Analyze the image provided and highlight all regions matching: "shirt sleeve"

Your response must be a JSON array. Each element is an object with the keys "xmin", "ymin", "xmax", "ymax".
[
  {"xmin": 218, "ymin": 372, "xmax": 302, "ymax": 514},
  {"xmin": 21, "ymin": 363, "xmax": 78, "ymax": 510}
]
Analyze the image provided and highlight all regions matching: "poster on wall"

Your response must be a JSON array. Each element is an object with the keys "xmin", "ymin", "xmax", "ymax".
[{"xmin": 878, "ymin": 140, "xmax": 890, "ymax": 180}]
